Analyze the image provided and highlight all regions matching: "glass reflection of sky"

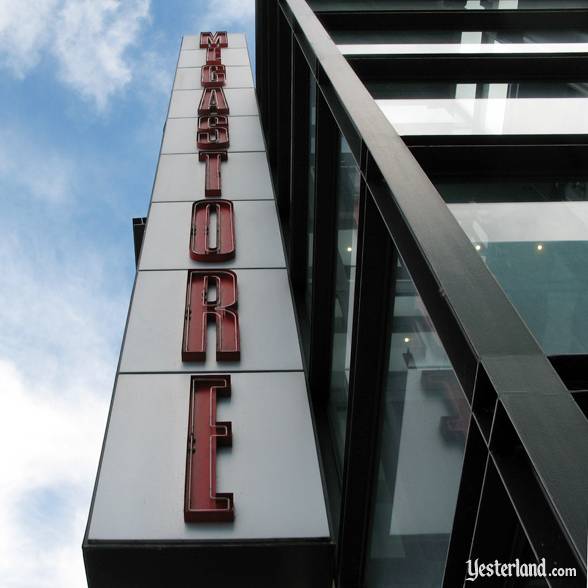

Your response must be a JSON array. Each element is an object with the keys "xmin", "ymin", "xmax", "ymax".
[{"xmin": 445, "ymin": 198, "xmax": 588, "ymax": 355}]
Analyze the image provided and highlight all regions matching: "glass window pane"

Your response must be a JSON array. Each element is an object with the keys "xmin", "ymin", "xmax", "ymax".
[
  {"xmin": 334, "ymin": 29, "xmax": 588, "ymax": 45},
  {"xmin": 342, "ymin": 42, "xmax": 588, "ymax": 55},
  {"xmin": 328, "ymin": 136, "xmax": 361, "ymax": 472},
  {"xmin": 437, "ymin": 178, "xmax": 588, "ymax": 355},
  {"xmin": 310, "ymin": 0, "xmax": 588, "ymax": 11},
  {"xmin": 366, "ymin": 256, "xmax": 469, "ymax": 588},
  {"xmin": 368, "ymin": 80, "xmax": 588, "ymax": 99},
  {"xmin": 338, "ymin": 29, "xmax": 588, "ymax": 56},
  {"xmin": 375, "ymin": 95, "xmax": 588, "ymax": 136}
]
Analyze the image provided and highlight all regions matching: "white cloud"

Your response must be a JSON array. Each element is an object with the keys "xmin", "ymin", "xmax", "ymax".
[
  {"xmin": 0, "ymin": 0, "xmax": 59, "ymax": 75},
  {"xmin": 0, "ymin": 232, "xmax": 126, "ymax": 588},
  {"xmin": 0, "ymin": 127, "xmax": 129, "ymax": 588},
  {"xmin": 0, "ymin": 358, "xmax": 108, "ymax": 588},
  {"xmin": 0, "ymin": 0, "xmax": 152, "ymax": 109},
  {"xmin": 199, "ymin": 0, "xmax": 255, "ymax": 31},
  {"xmin": 53, "ymin": 0, "xmax": 151, "ymax": 109}
]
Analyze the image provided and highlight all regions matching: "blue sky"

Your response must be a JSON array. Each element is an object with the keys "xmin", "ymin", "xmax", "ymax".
[{"xmin": 0, "ymin": 1, "xmax": 254, "ymax": 586}]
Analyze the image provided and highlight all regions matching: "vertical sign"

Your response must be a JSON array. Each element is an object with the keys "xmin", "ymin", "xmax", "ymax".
[{"xmin": 184, "ymin": 32, "xmax": 237, "ymax": 523}]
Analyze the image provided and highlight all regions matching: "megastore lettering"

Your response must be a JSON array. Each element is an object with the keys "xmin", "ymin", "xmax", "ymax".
[{"xmin": 183, "ymin": 32, "xmax": 238, "ymax": 523}]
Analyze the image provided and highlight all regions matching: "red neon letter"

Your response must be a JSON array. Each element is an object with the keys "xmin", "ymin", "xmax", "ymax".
[
  {"xmin": 200, "ymin": 32, "xmax": 228, "ymax": 49},
  {"xmin": 199, "ymin": 151, "xmax": 228, "ymax": 197},
  {"xmin": 182, "ymin": 270, "xmax": 240, "ymax": 361},
  {"xmin": 201, "ymin": 64, "xmax": 226, "ymax": 87},
  {"xmin": 205, "ymin": 45, "xmax": 222, "ymax": 65},
  {"xmin": 197, "ymin": 116, "xmax": 229, "ymax": 150},
  {"xmin": 190, "ymin": 200, "xmax": 236, "ymax": 262},
  {"xmin": 198, "ymin": 87, "xmax": 229, "ymax": 115},
  {"xmin": 184, "ymin": 375, "xmax": 234, "ymax": 522}
]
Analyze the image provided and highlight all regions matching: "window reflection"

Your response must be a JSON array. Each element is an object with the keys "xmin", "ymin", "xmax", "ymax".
[
  {"xmin": 369, "ymin": 80, "xmax": 588, "ymax": 100},
  {"xmin": 334, "ymin": 29, "xmax": 588, "ymax": 46},
  {"xmin": 366, "ymin": 258, "xmax": 468, "ymax": 588},
  {"xmin": 375, "ymin": 95, "xmax": 588, "ymax": 136},
  {"xmin": 311, "ymin": 0, "xmax": 588, "ymax": 11},
  {"xmin": 438, "ymin": 179, "xmax": 588, "ymax": 355},
  {"xmin": 328, "ymin": 136, "xmax": 361, "ymax": 472}
]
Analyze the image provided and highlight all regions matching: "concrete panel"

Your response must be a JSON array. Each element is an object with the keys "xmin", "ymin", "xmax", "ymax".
[
  {"xmin": 139, "ymin": 201, "xmax": 285, "ymax": 270},
  {"xmin": 169, "ymin": 88, "xmax": 258, "ymax": 118},
  {"xmin": 162, "ymin": 116, "xmax": 265, "ymax": 154},
  {"xmin": 181, "ymin": 33, "xmax": 247, "ymax": 51},
  {"xmin": 120, "ymin": 269, "xmax": 303, "ymax": 372},
  {"xmin": 153, "ymin": 153, "xmax": 273, "ymax": 201},
  {"xmin": 174, "ymin": 66, "xmax": 254, "ymax": 90},
  {"xmin": 178, "ymin": 48, "xmax": 250, "ymax": 67},
  {"xmin": 89, "ymin": 372, "xmax": 329, "ymax": 541}
]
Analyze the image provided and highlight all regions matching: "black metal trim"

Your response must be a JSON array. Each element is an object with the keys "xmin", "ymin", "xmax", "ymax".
[
  {"xmin": 442, "ymin": 422, "xmax": 488, "ymax": 588},
  {"xmin": 318, "ymin": 9, "xmax": 588, "ymax": 32},
  {"xmin": 84, "ymin": 538, "xmax": 333, "ymax": 588},
  {"xmin": 132, "ymin": 217, "xmax": 147, "ymax": 268},
  {"xmin": 336, "ymin": 185, "xmax": 394, "ymax": 587},
  {"xmin": 348, "ymin": 53, "xmax": 588, "ymax": 82},
  {"xmin": 307, "ymin": 89, "xmax": 339, "ymax": 408},
  {"xmin": 289, "ymin": 41, "xmax": 312, "ymax": 294},
  {"xmin": 276, "ymin": 10, "xmax": 294, "ymax": 231}
]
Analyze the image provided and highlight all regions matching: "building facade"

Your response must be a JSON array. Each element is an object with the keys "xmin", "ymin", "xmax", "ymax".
[
  {"xmin": 83, "ymin": 31, "xmax": 331, "ymax": 588},
  {"xmin": 256, "ymin": 1, "xmax": 588, "ymax": 587},
  {"xmin": 85, "ymin": 2, "xmax": 588, "ymax": 587}
]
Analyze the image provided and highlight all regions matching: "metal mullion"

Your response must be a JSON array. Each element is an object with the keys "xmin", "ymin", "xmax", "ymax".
[
  {"xmin": 266, "ymin": 0, "xmax": 279, "ymax": 175},
  {"xmin": 308, "ymin": 89, "xmax": 339, "ymax": 408},
  {"xmin": 316, "ymin": 64, "xmax": 362, "ymax": 163},
  {"xmin": 276, "ymin": 11, "xmax": 293, "ymax": 231},
  {"xmin": 412, "ymin": 143, "xmax": 588, "ymax": 179},
  {"xmin": 488, "ymin": 452, "xmax": 581, "ymax": 587},
  {"xmin": 288, "ymin": 42, "xmax": 311, "ymax": 294},
  {"xmin": 337, "ymin": 187, "xmax": 394, "ymax": 588},
  {"xmin": 491, "ymin": 394, "xmax": 588, "ymax": 579},
  {"xmin": 256, "ymin": 0, "xmax": 273, "ymax": 132},
  {"xmin": 441, "ymin": 417, "xmax": 489, "ymax": 588},
  {"xmin": 468, "ymin": 459, "xmax": 532, "ymax": 572}
]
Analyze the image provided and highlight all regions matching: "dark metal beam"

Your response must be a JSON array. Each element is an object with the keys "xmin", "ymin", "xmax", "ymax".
[
  {"xmin": 348, "ymin": 53, "xmax": 588, "ymax": 82},
  {"xmin": 336, "ymin": 185, "xmax": 394, "ymax": 587},
  {"xmin": 308, "ymin": 90, "xmax": 339, "ymax": 406},
  {"xmin": 318, "ymin": 9, "xmax": 588, "ymax": 31},
  {"xmin": 132, "ymin": 217, "xmax": 147, "ymax": 268}
]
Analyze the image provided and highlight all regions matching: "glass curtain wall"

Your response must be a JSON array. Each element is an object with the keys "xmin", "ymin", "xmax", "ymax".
[
  {"xmin": 437, "ymin": 178, "xmax": 588, "ymax": 355},
  {"xmin": 328, "ymin": 136, "xmax": 361, "ymax": 472},
  {"xmin": 310, "ymin": 0, "xmax": 588, "ymax": 11},
  {"xmin": 347, "ymin": 22, "xmax": 588, "ymax": 358},
  {"xmin": 334, "ymin": 29, "xmax": 588, "ymax": 47},
  {"xmin": 365, "ymin": 256, "xmax": 468, "ymax": 588},
  {"xmin": 258, "ymin": 3, "xmax": 588, "ymax": 588}
]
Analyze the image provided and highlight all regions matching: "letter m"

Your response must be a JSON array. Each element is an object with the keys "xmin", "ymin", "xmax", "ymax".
[{"xmin": 200, "ymin": 31, "xmax": 228, "ymax": 48}]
